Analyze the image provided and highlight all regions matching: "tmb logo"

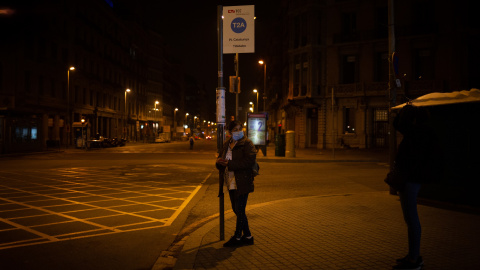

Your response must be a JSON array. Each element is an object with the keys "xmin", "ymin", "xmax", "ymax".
[{"xmin": 227, "ymin": 9, "xmax": 242, "ymax": 14}]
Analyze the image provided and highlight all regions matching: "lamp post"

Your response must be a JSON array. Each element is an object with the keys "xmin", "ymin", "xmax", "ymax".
[
  {"xmin": 81, "ymin": 117, "xmax": 85, "ymax": 149},
  {"xmin": 154, "ymin": 101, "xmax": 159, "ymax": 133},
  {"xmin": 253, "ymin": 89, "xmax": 258, "ymax": 113},
  {"xmin": 66, "ymin": 66, "xmax": 75, "ymax": 148},
  {"xmin": 258, "ymin": 60, "xmax": 266, "ymax": 112},
  {"xmin": 174, "ymin": 108, "xmax": 178, "ymax": 141},
  {"xmin": 124, "ymin": 88, "xmax": 131, "ymax": 139},
  {"xmin": 249, "ymin": 101, "xmax": 254, "ymax": 113}
]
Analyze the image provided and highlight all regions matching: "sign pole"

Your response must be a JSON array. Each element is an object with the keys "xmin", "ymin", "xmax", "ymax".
[
  {"xmin": 235, "ymin": 53, "xmax": 239, "ymax": 121},
  {"xmin": 388, "ymin": 0, "xmax": 397, "ymax": 194},
  {"xmin": 217, "ymin": 5, "xmax": 225, "ymax": 241}
]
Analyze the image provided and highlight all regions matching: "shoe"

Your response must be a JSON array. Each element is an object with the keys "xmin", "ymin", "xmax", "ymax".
[
  {"xmin": 393, "ymin": 256, "xmax": 424, "ymax": 270},
  {"xmin": 223, "ymin": 236, "xmax": 242, "ymax": 247},
  {"xmin": 396, "ymin": 256, "xmax": 423, "ymax": 266},
  {"xmin": 241, "ymin": 235, "xmax": 254, "ymax": 245}
]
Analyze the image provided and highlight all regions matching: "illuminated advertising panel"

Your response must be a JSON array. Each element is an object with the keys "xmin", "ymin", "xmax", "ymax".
[{"xmin": 247, "ymin": 113, "xmax": 266, "ymax": 145}]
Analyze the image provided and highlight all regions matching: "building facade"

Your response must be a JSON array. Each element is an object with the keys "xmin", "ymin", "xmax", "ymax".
[
  {"xmin": 266, "ymin": 0, "xmax": 476, "ymax": 150},
  {"xmin": 0, "ymin": 1, "xmax": 184, "ymax": 153}
]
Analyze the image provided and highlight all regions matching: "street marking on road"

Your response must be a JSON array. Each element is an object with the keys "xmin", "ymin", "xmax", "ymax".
[
  {"xmin": 0, "ymin": 165, "xmax": 213, "ymax": 250},
  {"xmin": 164, "ymin": 173, "xmax": 211, "ymax": 226}
]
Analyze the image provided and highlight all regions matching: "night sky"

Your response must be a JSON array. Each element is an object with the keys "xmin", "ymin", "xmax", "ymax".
[{"xmin": 140, "ymin": 1, "xmax": 281, "ymax": 120}]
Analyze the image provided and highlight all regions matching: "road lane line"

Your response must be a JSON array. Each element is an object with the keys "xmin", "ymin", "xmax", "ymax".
[
  {"xmin": 0, "ymin": 217, "xmax": 57, "ymax": 241},
  {"xmin": 164, "ymin": 172, "xmax": 211, "ymax": 227}
]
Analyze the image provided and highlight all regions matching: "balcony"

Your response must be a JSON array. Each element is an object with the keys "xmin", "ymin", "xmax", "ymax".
[{"xmin": 327, "ymin": 82, "xmax": 389, "ymax": 97}]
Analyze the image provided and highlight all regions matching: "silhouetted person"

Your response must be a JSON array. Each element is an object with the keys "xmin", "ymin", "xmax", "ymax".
[
  {"xmin": 189, "ymin": 136, "xmax": 194, "ymax": 150},
  {"xmin": 392, "ymin": 104, "xmax": 441, "ymax": 270}
]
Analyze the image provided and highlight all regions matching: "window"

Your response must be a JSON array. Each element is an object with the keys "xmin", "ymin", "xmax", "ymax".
[
  {"xmin": 90, "ymin": 89, "xmax": 94, "ymax": 106},
  {"xmin": 293, "ymin": 55, "xmax": 300, "ymax": 96},
  {"xmin": 50, "ymin": 78, "xmax": 55, "ymax": 97},
  {"xmin": 24, "ymin": 71, "xmax": 31, "ymax": 92},
  {"xmin": 301, "ymin": 14, "xmax": 307, "ymax": 47},
  {"xmin": 38, "ymin": 76, "xmax": 44, "ymax": 95},
  {"xmin": 74, "ymin": 86, "xmax": 79, "ymax": 104},
  {"xmin": 62, "ymin": 82, "xmax": 66, "ymax": 100},
  {"xmin": 413, "ymin": 49, "xmax": 434, "ymax": 80},
  {"xmin": 375, "ymin": 7, "xmax": 388, "ymax": 38},
  {"xmin": 375, "ymin": 109, "xmax": 388, "ymax": 121},
  {"xmin": 51, "ymin": 43, "xmax": 58, "ymax": 61},
  {"xmin": 344, "ymin": 107, "xmax": 355, "ymax": 134},
  {"xmin": 341, "ymin": 12, "xmax": 357, "ymax": 41},
  {"xmin": 0, "ymin": 63, "xmax": 4, "ymax": 91},
  {"xmin": 341, "ymin": 55, "xmax": 357, "ymax": 84},
  {"xmin": 374, "ymin": 52, "xmax": 389, "ymax": 82},
  {"xmin": 293, "ymin": 13, "xmax": 308, "ymax": 48},
  {"xmin": 301, "ymin": 53, "xmax": 308, "ymax": 96}
]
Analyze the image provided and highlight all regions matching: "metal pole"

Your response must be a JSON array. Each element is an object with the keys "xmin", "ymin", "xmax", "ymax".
[
  {"xmin": 235, "ymin": 53, "xmax": 239, "ymax": 120},
  {"xmin": 263, "ymin": 63, "xmax": 266, "ymax": 112},
  {"xmin": 67, "ymin": 69, "xmax": 70, "ymax": 149},
  {"xmin": 173, "ymin": 109, "xmax": 177, "ymax": 141},
  {"xmin": 332, "ymin": 87, "xmax": 335, "ymax": 158},
  {"xmin": 217, "ymin": 5, "xmax": 225, "ymax": 241},
  {"xmin": 125, "ymin": 91, "xmax": 127, "ymax": 139},
  {"xmin": 388, "ymin": 0, "xmax": 397, "ymax": 194}
]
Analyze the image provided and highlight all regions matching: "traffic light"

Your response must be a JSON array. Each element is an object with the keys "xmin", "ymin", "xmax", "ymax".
[{"xmin": 229, "ymin": 76, "xmax": 241, "ymax": 93}]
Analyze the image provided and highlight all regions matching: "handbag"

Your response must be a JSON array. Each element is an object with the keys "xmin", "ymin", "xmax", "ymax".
[{"xmin": 384, "ymin": 162, "xmax": 405, "ymax": 191}]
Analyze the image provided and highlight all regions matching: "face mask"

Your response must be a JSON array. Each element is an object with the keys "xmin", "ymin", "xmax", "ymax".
[{"xmin": 232, "ymin": 131, "xmax": 244, "ymax": 141}]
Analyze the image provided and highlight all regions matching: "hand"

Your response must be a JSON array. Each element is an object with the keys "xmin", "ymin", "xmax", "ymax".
[{"xmin": 216, "ymin": 158, "xmax": 228, "ymax": 166}]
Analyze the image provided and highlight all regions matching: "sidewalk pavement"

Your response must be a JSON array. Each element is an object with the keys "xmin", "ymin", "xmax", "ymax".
[
  {"xmin": 171, "ymin": 192, "xmax": 480, "ymax": 270},
  {"xmin": 256, "ymin": 146, "xmax": 390, "ymax": 163},
  {"xmin": 152, "ymin": 146, "xmax": 480, "ymax": 270}
]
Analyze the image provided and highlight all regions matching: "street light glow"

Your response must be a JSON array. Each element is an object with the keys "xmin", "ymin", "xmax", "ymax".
[
  {"xmin": 253, "ymin": 89, "xmax": 257, "ymax": 93},
  {"xmin": 69, "ymin": 66, "xmax": 75, "ymax": 70},
  {"xmin": 175, "ymin": 108, "xmax": 178, "ymax": 111},
  {"xmin": 258, "ymin": 60, "xmax": 264, "ymax": 65},
  {"xmin": 126, "ymin": 89, "xmax": 131, "ymax": 93}
]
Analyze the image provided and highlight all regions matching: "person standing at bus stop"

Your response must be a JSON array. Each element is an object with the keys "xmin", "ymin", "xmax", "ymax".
[
  {"xmin": 391, "ymin": 104, "xmax": 442, "ymax": 270},
  {"xmin": 216, "ymin": 121, "xmax": 257, "ymax": 247}
]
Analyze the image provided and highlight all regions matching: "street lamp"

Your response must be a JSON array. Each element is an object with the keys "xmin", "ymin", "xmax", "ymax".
[
  {"xmin": 173, "ymin": 108, "xmax": 178, "ymax": 140},
  {"xmin": 253, "ymin": 89, "xmax": 258, "ymax": 113},
  {"xmin": 124, "ymin": 88, "xmax": 131, "ymax": 139},
  {"xmin": 154, "ymin": 100, "xmax": 159, "ymax": 133},
  {"xmin": 258, "ymin": 60, "xmax": 266, "ymax": 112},
  {"xmin": 249, "ymin": 101, "xmax": 254, "ymax": 113},
  {"xmin": 81, "ymin": 117, "xmax": 85, "ymax": 149},
  {"xmin": 66, "ymin": 66, "xmax": 75, "ymax": 148}
]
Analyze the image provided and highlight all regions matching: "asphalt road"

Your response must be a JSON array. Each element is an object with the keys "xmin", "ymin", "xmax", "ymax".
[
  {"xmin": 0, "ymin": 140, "xmax": 390, "ymax": 270},
  {"xmin": 0, "ymin": 140, "xmax": 218, "ymax": 270}
]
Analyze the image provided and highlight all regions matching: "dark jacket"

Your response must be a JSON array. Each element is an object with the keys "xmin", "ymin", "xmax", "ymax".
[
  {"xmin": 216, "ymin": 136, "xmax": 256, "ymax": 195},
  {"xmin": 393, "ymin": 105, "xmax": 442, "ymax": 184}
]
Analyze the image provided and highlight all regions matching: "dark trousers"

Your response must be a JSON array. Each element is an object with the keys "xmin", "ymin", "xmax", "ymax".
[
  {"xmin": 399, "ymin": 182, "xmax": 422, "ymax": 260},
  {"xmin": 228, "ymin": 190, "xmax": 251, "ymax": 238}
]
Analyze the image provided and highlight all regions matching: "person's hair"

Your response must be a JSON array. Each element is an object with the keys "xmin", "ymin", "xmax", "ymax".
[{"xmin": 227, "ymin": 120, "xmax": 243, "ymax": 132}]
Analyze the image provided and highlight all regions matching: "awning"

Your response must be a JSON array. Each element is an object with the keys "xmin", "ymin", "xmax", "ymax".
[{"xmin": 392, "ymin": 88, "xmax": 480, "ymax": 109}]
